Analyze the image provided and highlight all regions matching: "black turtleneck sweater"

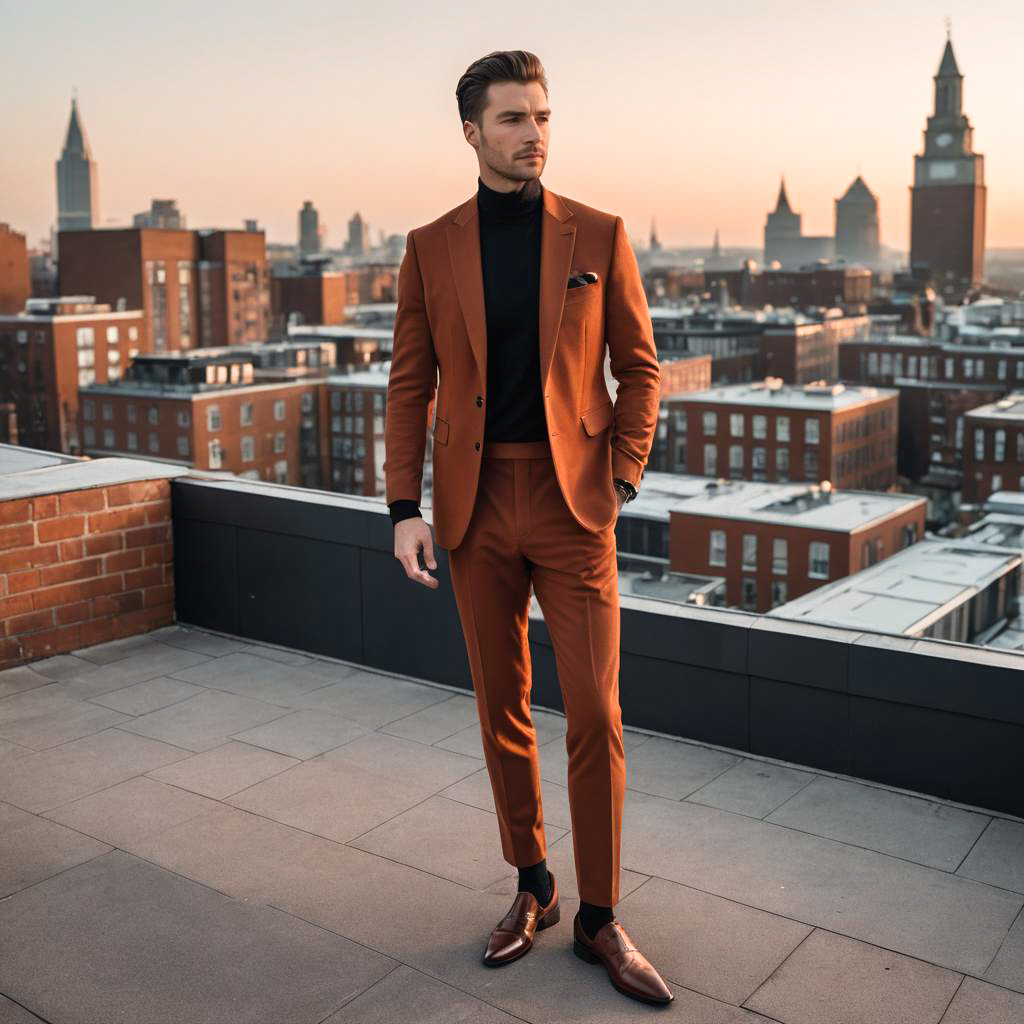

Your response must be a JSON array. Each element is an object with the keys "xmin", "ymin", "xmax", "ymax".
[{"xmin": 389, "ymin": 175, "xmax": 546, "ymax": 526}]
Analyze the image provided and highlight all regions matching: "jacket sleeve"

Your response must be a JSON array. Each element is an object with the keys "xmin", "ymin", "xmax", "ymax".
[
  {"xmin": 383, "ymin": 229, "xmax": 438, "ymax": 506},
  {"xmin": 605, "ymin": 214, "xmax": 661, "ymax": 489}
]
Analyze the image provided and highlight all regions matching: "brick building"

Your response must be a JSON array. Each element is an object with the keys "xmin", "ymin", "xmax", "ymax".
[
  {"xmin": 669, "ymin": 478, "xmax": 925, "ymax": 612},
  {"xmin": 78, "ymin": 349, "xmax": 322, "ymax": 487},
  {"xmin": 676, "ymin": 378, "xmax": 899, "ymax": 490},
  {"xmin": 962, "ymin": 392, "xmax": 1024, "ymax": 504},
  {"xmin": 57, "ymin": 227, "xmax": 269, "ymax": 352},
  {"xmin": 0, "ymin": 223, "xmax": 31, "ymax": 314},
  {"xmin": 0, "ymin": 297, "xmax": 144, "ymax": 453}
]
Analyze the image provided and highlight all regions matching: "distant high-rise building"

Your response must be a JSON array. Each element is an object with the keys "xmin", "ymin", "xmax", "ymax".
[
  {"xmin": 835, "ymin": 175, "xmax": 880, "ymax": 267},
  {"xmin": 133, "ymin": 199, "xmax": 186, "ymax": 229},
  {"xmin": 764, "ymin": 177, "xmax": 834, "ymax": 269},
  {"xmin": 56, "ymin": 93, "xmax": 99, "ymax": 234},
  {"xmin": 910, "ymin": 33, "xmax": 986, "ymax": 302},
  {"xmin": 346, "ymin": 212, "xmax": 369, "ymax": 257},
  {"xmin": 299, "ymin": 200, "xmax": 321, "ymax": 256}
]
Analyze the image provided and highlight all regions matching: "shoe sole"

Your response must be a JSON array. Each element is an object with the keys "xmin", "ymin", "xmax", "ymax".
[
  {"xmin": 573, "ymin": 937, "xmax": 674, "ymax": 1005},
  {"xmin": 482, "ymin": 902, "xmax": 561, "ymax": 967}
]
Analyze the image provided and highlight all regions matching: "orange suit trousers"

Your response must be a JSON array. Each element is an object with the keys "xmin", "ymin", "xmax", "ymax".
[{"xmin": 447, "ymin": 437, "xmax": 626, "ymax": 907}]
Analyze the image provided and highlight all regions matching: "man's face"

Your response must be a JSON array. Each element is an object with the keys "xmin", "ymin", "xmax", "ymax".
[{"xmin": 465, "ymin": 80, "xmax": 549, "ymax": 184}]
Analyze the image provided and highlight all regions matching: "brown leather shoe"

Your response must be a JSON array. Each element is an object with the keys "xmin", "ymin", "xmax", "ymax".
[
  {"xmin": 572, "ymin": 911, "xmax": 674, "ymax": 1004},
  {"xmin": 482, "ymin": 869, "xmax": 560, "ymax": 966}
]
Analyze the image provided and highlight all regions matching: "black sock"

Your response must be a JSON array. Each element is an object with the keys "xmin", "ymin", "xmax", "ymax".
[
  {"xmin": 517, "ymin": 858, "xmax": 552, "ymax": 906},
  {"xmin": 579, "ymin": 900, "xmax": 614, "ymax": 938}
]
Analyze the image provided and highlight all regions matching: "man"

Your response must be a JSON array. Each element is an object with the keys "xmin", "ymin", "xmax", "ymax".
[{"xmin": 383, "ymin": 50, "xmax": 672, "ymax": 1005}]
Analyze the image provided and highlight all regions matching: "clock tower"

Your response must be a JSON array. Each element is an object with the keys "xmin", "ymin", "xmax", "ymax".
[{"xmin": 909, "ymin": 32, "xmax": 986, "ymax": 302}]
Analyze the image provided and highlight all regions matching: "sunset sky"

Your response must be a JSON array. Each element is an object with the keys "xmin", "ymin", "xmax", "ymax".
[{"xmin": 3, "ymin": 0, "xmax": 1022, "ymax": 253}]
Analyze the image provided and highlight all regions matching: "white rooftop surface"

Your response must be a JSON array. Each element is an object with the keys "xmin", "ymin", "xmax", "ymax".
[
  {"xmin": 966, "ymin": 514, "xmax": 1024, "ymax": 549},
  {"xmin": 624, "ymin": 471, "xmax": 923, "ymax": 531},
  {"xmin": 768, "ymin": 538, "xmax": 1023, "ymax": 635},
  {"xmin": 965, "ymin": 392, "xmax": 1024, "ymax": 421},
  {"xmin": 983, "ymin": 490, "xmax": 1024, "ymax": 515},
  {"xmin": 679, "ymin": 380, "xmax": 897, "ymax": 411},
  {"xmin": 288, "ymin": 325, "xmax": 394, "ymax": 340}
]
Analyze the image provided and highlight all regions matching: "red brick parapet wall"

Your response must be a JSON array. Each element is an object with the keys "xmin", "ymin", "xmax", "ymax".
[{"xmin": 0, "ymin": 478, "xmax": 175, "ymax": 669}]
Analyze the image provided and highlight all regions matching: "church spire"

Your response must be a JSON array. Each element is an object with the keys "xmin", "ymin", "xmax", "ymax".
[
  {"xmin": 774, "ymin": 176, "xmax": 793, "ymax": 214},
  {"xmin": 62, "ymin": 93, "xmax": 93, "ymax": 159}
]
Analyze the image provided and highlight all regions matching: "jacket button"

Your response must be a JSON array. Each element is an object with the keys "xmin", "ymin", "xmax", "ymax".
[
  {"xmin": 474, "ymin": 441, "xmax": 481, "ymax": 451},
  {"xmin": 475, "ymin": 395, "xmax": 483, "ymax": 406}
]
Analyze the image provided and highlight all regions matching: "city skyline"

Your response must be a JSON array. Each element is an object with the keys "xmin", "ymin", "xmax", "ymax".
[{"xmin": 2, "ymin": 0, "xmax": 1022, "ymax": 252}]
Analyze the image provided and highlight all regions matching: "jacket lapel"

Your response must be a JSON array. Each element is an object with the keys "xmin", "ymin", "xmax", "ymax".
[{"xmin": 445, "ymin": 183, "xmax": 576, "ymax": 392}]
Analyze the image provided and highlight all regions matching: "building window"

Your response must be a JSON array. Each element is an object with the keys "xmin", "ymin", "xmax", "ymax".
[
  {"xmin": 752, "ymin": 447, "xmax": 766, "ymax": 480},
  {"xmin": 274, "ymin": 459, "xmax": 288, "ymax": 483},
  {"xmin": 752, "ymin": 414, "xmax": 766, "ymax": 439},
  {"xmin": 331, "ymin": 392, "xmax": 342, "ymax": 411},
  {"xmin": 994, "ymin": 429, "xmax": 1005, "ymax": 461},
  {"xmin": 274, "ymin": 399, "xmax": 285, "ymax": 421},
  {"xmin": 992, "ymin": 473, "xmax": 1002, "ymax": 492},
  {"xmin": 83, "ymin": 400, "xmax": 95, "ymax": 421},
  {"xmin": 102, "ymin": 402, "xmax": 113, "ymax": 421},
  {"xmin": 177, "ymin": 436, "xmax": 189, "ymax": 456},
  {"xmin": 703, "ymin": 411, "xmax": 716, "ymax": 435},
  {"xmin": 772, "ymin": 537, "xmax": 787, "ymax": 574},
  {"xmin": 209, "ymin": 439, "xmax": 223, "ymax": 468},
  {"xmin": 703, "ymin": 443, "xmax": 717, "ymax": 476},
  {"xmin": 776, "ymin": 447, "xmax": 789, "ymax": 481},
  {"xmin": 776, "ymin": 415, "xmax": 790, "ymax": 442},
  {"xmin": 709, "ymin": 529, "xmax": 726, "ymax": 567},
  {"xmin": 148, "ymin": 432, "xmax": 159, "ymax": 453},
  {"xmin": 301, "ymin": 393, "xmax": 313, "ymax": 412},
  {"xmin": 804, "ymin": 450, "xmax": 818, "ymax": 480},
  {"xmin": 83, "ymin": 425, "xmax": 95, "ymax": 446},
  {"xmin": 128, "ymin": 325, "xmax": 139, "ymax": 341},
  {"xmin": 741, "ymin": 578, "xmax": 757, "ymax": 609},
  {"xmin": 241, "ymin": 436, "xmax": 255, "ymax": 461},
  {"xmin": 273, "ymin": 432, "xmax": 286, "ymax": 453},
  {"xmin": 730, "ymin": 413, "xmax": 744, "ymax": 437},
  {"xmin": 729, "ymin": 444, "xmax": 743, "ymax": 478},
  {"xmin": 126, "ymin": 431, "xmax": 138, "ymax": 451},
  {"xmin": 103, "ymin": 428, "xmax": 114, "ymax": 448},
  {"xmin": 148, "ymin": 406, "xmax": 159, "ymax": 425},
  {"xmin": 771, "ymin": 580, "xmax": 787, "ymax": 607},
  {"xmin": 177, "ymin": 409, "xmax": 191, "ymax": 427},
  {"xmin": 805, "ymin": 417, "xmax": 819, "ymax": 444},
  {"xmin": 974, "ymin": 428, "xmax": 984, "ymax": 460},
  {"xmin": 208, "ymin": 405, "xmax": 221, "ymax": 431},
  {"xmin": 127, "ymin": 404, "xmax": 136, "ymax": 423},
  {"xmin": 106, "ymin": 326, "xmax": 119, "ymax": 343},
  {"xmin": 742, "ymin": 533, "xmax": 757, "ymax": 570},
  {"xmin": 809, "ymin": 541, "xmax": 830, "ymax": 578},
  {"xmin": 998, "ymin": 360, "xmax": 1007, "ymax": 380},
  {"xmin": 241, "ymin": 402, "xmax": 253, "ymax": 426}
]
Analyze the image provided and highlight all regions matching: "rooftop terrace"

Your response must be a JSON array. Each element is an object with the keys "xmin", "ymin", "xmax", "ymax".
[{"xmin": 1, "ymin": 623, "xmax": 1023, "ymax": 1023}]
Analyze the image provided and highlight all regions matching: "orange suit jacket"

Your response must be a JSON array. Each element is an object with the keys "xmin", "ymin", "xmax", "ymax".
[{"xmin": 383, "ymin": 183, "xmax": 661, "ymax": 551}]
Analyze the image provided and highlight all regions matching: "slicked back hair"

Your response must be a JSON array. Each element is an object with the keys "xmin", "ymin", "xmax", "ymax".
[{"xmin": 456, "ymin": 50, "xmax": 548, "ymax": 127}]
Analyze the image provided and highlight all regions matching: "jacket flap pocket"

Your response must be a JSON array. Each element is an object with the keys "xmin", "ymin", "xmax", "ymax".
[
  {"xmin": 432, "ymin": 415, "xmax": 449, "ymax": 445},
  {"xmin": 580, "ymin": 400, "xmax": 613, "ymax": 436}
]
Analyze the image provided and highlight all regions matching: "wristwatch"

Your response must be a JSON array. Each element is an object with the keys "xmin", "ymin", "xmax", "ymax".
[{"xmin": 613, "ymin": 477, "xmax": 637, "ymax": 502}]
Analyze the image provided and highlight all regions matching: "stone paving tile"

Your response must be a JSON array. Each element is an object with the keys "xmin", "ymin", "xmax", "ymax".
[
  {"xmin": 0, "ymin": 849, "xmax": 396, "ymax": 1024},
  {"xmin": 940, "ymin": 976, "xmax": 1024, "ymax": 1023},
  {"xmin": 983, "ymin": 906, "xmax": 1024, "ymax": 994},
  {"xmin": 350, "ymin": 793, "xmax": 570, "ymax": 890},
  {"xmin": 0, "ymin": 993, "xmax": 48, "ymax": 1023},
  {"xmin": 743, "ymin": 928, "xmax": 962, "ymax": 1024},
  {"xmin": 0, "ymin": 665, "xmax": 53, "ymax": 700},
  {"xmin": 235, "ymin": 641, "xmax": 316, "ymax": 666},
  {"xmin": 686, "ymin": 758, "xmax": 817, "ymax": 819},
  {"xmin": 0, "ymin": 738, "xmax": 35, "ymax": 768},
  {"xmin": 145, "ymin": 740, "xmax": 300, "ymax": 799},
  {"xmin": 292, "ymin": 669, "xmax": 457, "ymax": 728},
  {"xmin": 765, "ymin": 776, "xmax": 992, "ymax": 871},
  {"xmin": 610, "ymin": 875, "xmax": 812, "ymax": 1006},
  {"xmin": 150, "ymin": 624, "xmax": 250, "ymax": 656},
  {"xmin": 0, "ymin": 728, "xmax": 192, "ymax": 814},
  {"xmin": 0, "ymin": 699, "xmax": 130, "ymax": 750},
  {"xmin": 23, "ymin": 653, "xmax": 97, "ymax": 681},
  {"xmin": 42, "ymin": 776, "xmax": 221, "ymax": 848},
  {"xmin": 168, "ymin": 652, "xmax": 337, "ymax": 705},
  {"xmin": 71, "ymin": 634, "xmax": 169, "ymax": 665},
  {"xmin": 0, "ymin": 815, "xmax": 110, "ymax": 899},
  {"xmin": 43, "ymin": 645, "xmax": 213, "ymax": 698},
  {"xmin": 0, "ymin": 687, "xmax": 78, "ymax": 726},
  {"xmin": 231, "ymin": 708, "xmax": 369, "ymax": 759},
  {"xmin": 0, "ymin": 801, "xmax": 35, "ymax": 831},
  {"xmin": 378, "ymin": 692, "xmax": 481, "ymax": 744},
  {"xmin": 322, "ymin": 963, "xmax": 522, "ymax": 1023},
  {"xmin": 957, "ymin": 818, "xmax": 1024, "ymax": 895},
  {"xmin": 116, "ymin": 689, "xmax": 294, "ymax": 752},
  {"xmin": 88, "ymin": 675, "xmax": 207, "ymax": 716},
  {"xmin": 622, "ymin": 787, "xmax": 1023, "ymax": 976}
]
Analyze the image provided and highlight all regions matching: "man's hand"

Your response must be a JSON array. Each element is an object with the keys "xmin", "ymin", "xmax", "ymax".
[{"xmin": 394, "ymin": 516, "xmax": 439, "ymax": 589}]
